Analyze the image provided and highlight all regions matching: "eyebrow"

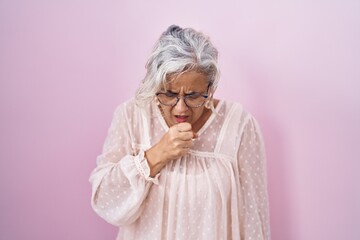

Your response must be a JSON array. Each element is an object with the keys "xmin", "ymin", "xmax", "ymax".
[{"xmin": 166, "ymin": 90, "xmax": 201, "ymax": 95}]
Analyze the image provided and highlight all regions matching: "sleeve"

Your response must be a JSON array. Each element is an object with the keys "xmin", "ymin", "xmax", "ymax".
[
  {"xmin": 89, "ymin": 104, "xmax": 159, "ymax": 226},
  {"xmin": 237, "ymin": 116, "xmax": 271, "ymax": 239}
]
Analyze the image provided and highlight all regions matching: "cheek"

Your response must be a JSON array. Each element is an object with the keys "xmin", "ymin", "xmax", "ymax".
[
  {"xmin": 162, "ymin": 107, "xmax": 172, "ymax": 117},
  {"xmin": 191, "ymin": 108, "xmax": 204, "ymax": 121},
  {"xmin": 161, "ymin": 107, "xmax": 175, "ymax": 123}
]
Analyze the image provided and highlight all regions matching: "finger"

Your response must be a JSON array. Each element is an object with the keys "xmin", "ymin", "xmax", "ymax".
[
  {"xmin": 178, "ymin": 138, "xmax": 194, "ymax": 149},
  {"xmin": 178, "ymin": 131, "xmax": 195, "ymax": 141},
  {"xmin": 176, "ymin": 122, "xmax": 192, "ymax": 132}
]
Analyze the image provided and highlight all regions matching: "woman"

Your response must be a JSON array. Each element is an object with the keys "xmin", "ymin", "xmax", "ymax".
[{"xmin": 90, "ymin": 25, "xmax": 270, "ymax": 240}]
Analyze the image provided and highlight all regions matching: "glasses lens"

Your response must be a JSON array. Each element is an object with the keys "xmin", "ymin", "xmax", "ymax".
[
  {"xmin": 157, "ymin": 93, "xmax": 177, "ymax": 106},
  {"xmin": 185, "ymin": 95, "xmax": 207, "ymax": 108}
]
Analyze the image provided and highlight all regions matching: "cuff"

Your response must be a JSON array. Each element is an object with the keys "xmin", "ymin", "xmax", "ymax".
[{"xmin": 134, "ymin": 150, "xmax": 160, "ymax": 185}]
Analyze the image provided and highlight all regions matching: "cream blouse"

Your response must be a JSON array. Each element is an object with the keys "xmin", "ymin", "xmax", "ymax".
[{"xmin": 89, "ymin": 99, "xmax": 270, "ymax": 240}]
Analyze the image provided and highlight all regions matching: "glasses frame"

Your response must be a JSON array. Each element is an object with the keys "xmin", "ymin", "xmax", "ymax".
[{"xmin": 156, "ymin": 91, "xmax": 209, "ymax": 108}]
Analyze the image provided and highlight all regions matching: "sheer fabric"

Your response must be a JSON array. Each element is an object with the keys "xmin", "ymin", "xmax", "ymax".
[{"xmin": 89, "ymin": 99, "xmax": 270, "ymax": 240}]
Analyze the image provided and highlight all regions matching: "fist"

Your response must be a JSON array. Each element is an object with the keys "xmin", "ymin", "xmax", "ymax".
[
  {"xmin": 145, "ymin": 122, "xmax": 198, "ymax": 177},
  {"xmin": 162, "ymin": 122, "xmax": 196, "ymax": 161}
]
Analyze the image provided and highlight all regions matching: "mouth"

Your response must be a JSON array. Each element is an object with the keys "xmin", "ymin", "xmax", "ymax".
[{"xmin": 174, "ymin": 115, "xmax": 189, "ymax": 123}]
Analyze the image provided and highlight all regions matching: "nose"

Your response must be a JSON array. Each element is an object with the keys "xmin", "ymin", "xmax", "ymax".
[{"xmin": 174, "ymin": 96, "xmax": 188, "ymax": 112}]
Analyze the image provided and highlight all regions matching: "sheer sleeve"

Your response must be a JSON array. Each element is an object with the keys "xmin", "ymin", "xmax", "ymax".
[
  {"xmin": 237, "ymin": 116, "xmax": 271, "ymax": 239},
  {"xmin": 89, "ymin": 104, "xmax": 159, "ymax": 226}
]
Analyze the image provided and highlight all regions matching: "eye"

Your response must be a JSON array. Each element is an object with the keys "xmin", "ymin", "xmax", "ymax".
[
  {"xmin": 164, "ymin": 92, "xmax": 177, "ymax": 97},
  {"xmin": 186, "ymin": 93, "xmax": 202, "ymax": 99}
]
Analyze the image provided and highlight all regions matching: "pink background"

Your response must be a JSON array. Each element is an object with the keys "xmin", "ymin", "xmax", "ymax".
[{"xmin": 1, "ymin": 1, "xmax": 359, "ymax": 239}]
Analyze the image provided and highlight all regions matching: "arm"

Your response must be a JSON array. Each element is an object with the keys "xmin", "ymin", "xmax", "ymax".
[
  {"xmin": 89, "ymin": 104, "xmax": 158, "ymax": 226},
  {"xmin": 237, "ymin": 116, "xmax": 271, "ymax": 239}
]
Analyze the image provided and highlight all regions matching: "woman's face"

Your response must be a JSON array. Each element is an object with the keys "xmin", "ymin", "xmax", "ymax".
[{"xmin": 158, "ymin": 71, "xmax": 212, "ymax": 130}]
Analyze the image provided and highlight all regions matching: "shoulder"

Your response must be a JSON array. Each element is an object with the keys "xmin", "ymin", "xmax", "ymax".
[
  {"xmin": 217, "ymin": 99, "xmax": 260, "ymax": 132},
  {"xmin": 218, "ymin": 99, "xmax": 251, "ymax": 120}
]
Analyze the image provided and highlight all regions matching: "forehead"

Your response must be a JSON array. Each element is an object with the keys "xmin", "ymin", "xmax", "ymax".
[{"xmin": 165, "ymin": 71, "xmax": 209, "ymax": 91}]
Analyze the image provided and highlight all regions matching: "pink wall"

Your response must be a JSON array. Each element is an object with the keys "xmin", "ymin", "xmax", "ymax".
[{"xmin": 1, "ymin": 1, "xmax": 359, "ymax": 239}]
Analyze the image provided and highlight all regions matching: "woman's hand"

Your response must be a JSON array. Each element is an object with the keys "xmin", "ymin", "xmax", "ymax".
[{"xmin": 145, "ymin": 122, "xmax": 197, "ymax": 177}]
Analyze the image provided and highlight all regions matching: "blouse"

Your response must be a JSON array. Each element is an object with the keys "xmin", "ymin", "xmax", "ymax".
[{"xmin": 89, "ymin": 98, "xmax": 270, "ymax": 240}]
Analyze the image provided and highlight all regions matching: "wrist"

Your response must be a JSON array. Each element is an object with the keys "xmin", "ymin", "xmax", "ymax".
[
  {"xmin": 145, "ymin": 146, "xmax": 167, "ymax": 177},
  {"xmin": 131, "ymin": 150, "xmax": 160, "ymax": 184}
]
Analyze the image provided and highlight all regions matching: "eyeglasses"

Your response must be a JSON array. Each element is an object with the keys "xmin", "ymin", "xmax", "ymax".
[{"xmin": 156, "ymin": 92, "xmax": 208, "ymax": 108}]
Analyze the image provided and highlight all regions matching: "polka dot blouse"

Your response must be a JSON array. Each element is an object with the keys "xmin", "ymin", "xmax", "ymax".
[{"xmin": 89, "ymin": 99, "xmax": 270, "ymax": 240}]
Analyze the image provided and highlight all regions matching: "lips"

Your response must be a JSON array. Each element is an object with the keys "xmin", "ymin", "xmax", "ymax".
[{"xmin": 174, "ymin": 115, "xmax": 189, "ymax": 123}]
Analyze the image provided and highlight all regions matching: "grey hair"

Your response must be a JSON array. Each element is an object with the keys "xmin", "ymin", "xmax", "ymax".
[{"xmin": 135, "ymin": 25, "xmax": 220, "ymax": 108}]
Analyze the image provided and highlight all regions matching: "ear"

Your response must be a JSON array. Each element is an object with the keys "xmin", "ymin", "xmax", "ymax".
[
  {"xmin": 205, "ymin": 87, "xmax": 216, "ymax": 110},
  {"xmin": 204, "ymin": 94, "xmax": 212, "ymax": 110},
  {"xmin": 207, "ymin": 86, "xmax": 216, "ymax": 101},
  {"xmin": 154, "ymin": 96, "xmax": 160, "ymax": 106}
]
